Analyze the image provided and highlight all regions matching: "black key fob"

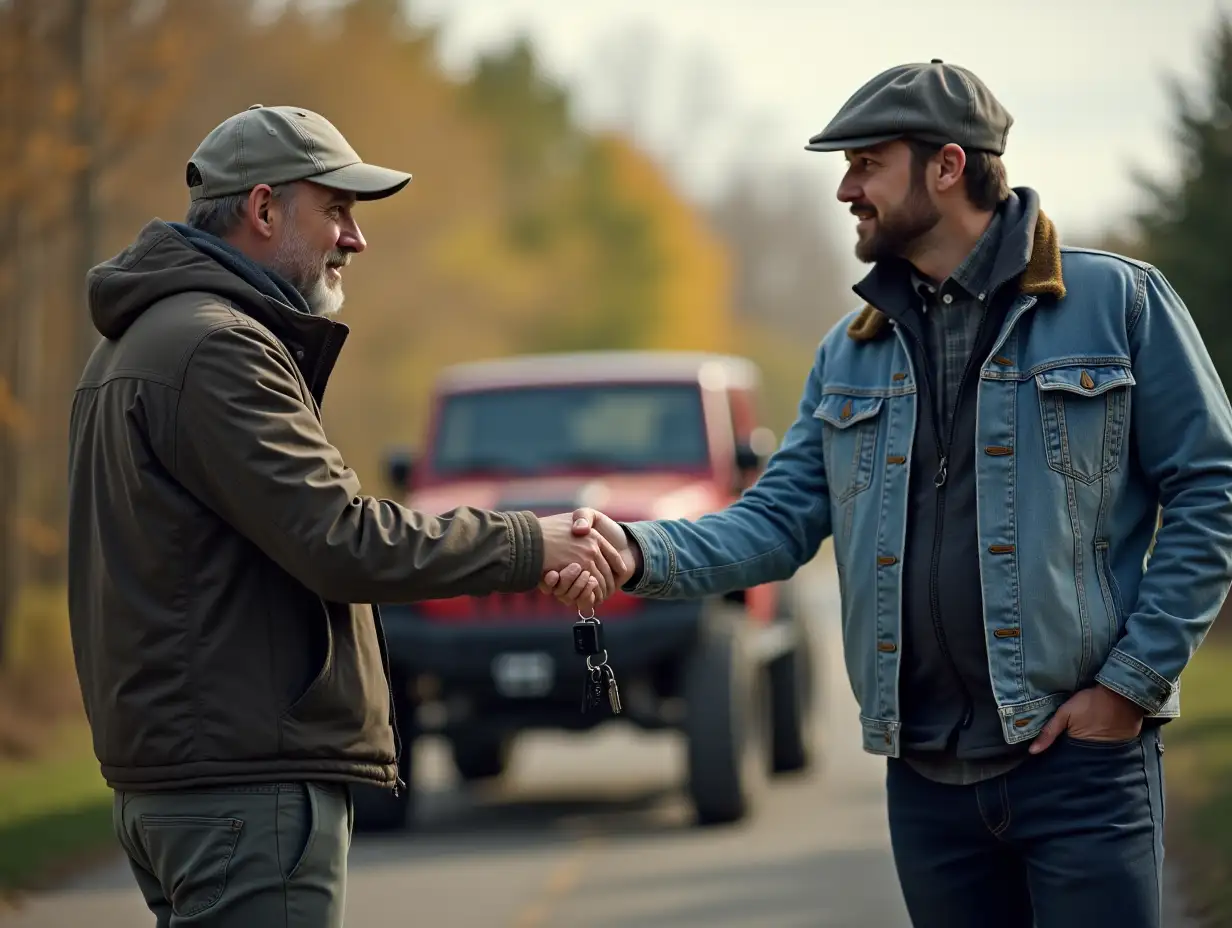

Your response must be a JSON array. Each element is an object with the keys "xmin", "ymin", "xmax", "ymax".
[{"xmin": 572, "ymin": 613, "xmax": 603, "ymax": 655}]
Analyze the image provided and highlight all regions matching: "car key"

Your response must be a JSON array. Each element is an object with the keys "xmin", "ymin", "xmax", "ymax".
[
  {"xmin": 585, "ymin": 665, "xmax": 606, "ymax": 714},
  {"xmin": 601, "ymin": 663, "xmax": 622, "ymax": 715},
  {"xmin": 580, "ymin": 667, "xmax": 592, "ymax": 712},
  {"xmin": 575, "ymin": 607, "xmax": 620, "ymax": 715},
  {"xmin": 572, "ymin": 609, "xmax": 603, "ymax": 656},
  {"xmin": 581, "ymin": 664, "xmax": 604, "ymax": 713}
]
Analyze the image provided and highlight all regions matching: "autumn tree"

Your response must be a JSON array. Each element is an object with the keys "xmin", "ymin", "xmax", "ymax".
[
  {"xmin": 0, "ymin": 0, "xmax": 797, "ymax": 676},
  {"xmin": 0, "ymin": 0, "xmax": 197, "ymax": 632},
  {"xmin": 0, "ymin": 0, "xmax": 37, "ymax": 660}
]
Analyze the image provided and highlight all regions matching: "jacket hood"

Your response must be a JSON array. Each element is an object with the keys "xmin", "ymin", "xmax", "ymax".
[
  {"xmin": 86, "ymin": 219, "xmax": 322, "ymax": 342},
  {"xmin": 89, "ymin": 220, "xmax": 252, "ymax": 339}
]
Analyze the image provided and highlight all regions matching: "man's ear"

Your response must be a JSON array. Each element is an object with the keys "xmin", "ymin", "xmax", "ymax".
[
  {"xmin": 933, "ymin": 143, "xmax": 968, "ymax": 194},
  {"xmin": 246, "ymin": 184, "xmax": 276, "ymax": 239}
]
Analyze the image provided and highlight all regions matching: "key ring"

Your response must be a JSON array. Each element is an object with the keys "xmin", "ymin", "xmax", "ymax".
[
  {"xmin": 586, "ymin": 650, "xmax": 609, "ymax": 671},
  {"xmin": 577, "ymin": 606, "xmax": 596, "ymax": 620}
]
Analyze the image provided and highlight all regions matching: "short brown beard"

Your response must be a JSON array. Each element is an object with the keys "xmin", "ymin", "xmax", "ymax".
[{"xmin": 854, "ymin": 170, "xmax": 942, "ymax": 264}]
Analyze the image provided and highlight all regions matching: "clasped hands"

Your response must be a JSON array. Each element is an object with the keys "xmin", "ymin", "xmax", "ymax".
[{"xmin": 537, "ymin": 508, "xmax": 639, "ymax": 609}]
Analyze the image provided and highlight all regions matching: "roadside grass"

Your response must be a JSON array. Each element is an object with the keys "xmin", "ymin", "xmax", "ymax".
[
  {"xmin": 0, "ymin": 585, "xmax": 116, "ymax": 896},
  {"xmin": 1165, "ymin": 632, "xmax": 1232, "ymax": 926},
  {"xmin": 0, "ymin": 721, "xmax": 113, "ymax": 896}
]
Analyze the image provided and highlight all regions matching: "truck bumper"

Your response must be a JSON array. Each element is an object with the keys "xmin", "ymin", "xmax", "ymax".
[{"xmin": 380, "ymin": 601, "xmax": 704, "ymax": 733}]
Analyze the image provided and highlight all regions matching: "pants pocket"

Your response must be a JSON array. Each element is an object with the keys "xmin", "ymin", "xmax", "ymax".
[
  {"xmin": 1062, "ymin": 732, "xmax": 1143, "ymax": 750},
  {"xmin": 138, "ymin": 814, "xmax": 243, "ymax": 918},
  {"xmin": 277, "ymin": 783, "xmax": 352, "ymax": 927},
  {"xmin": 280, "ymin": 782, "xmax": 320, "ymax": 882}
]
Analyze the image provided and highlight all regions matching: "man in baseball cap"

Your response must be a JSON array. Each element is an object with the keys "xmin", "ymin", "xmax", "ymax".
[
  {"xmin": 186, "ymin": 103, "xmax": 412, "ymax": 203},
  {"xmin": 177, "ymin": 103, "xmax": 411, "ymax": 319},
  {"xmin": 544, "ymin": 59, "xmax": 1232, "ymax": 927},
  {"xmin": 68, "ymin": 107, "xmax": 628, "ymax": 924}
]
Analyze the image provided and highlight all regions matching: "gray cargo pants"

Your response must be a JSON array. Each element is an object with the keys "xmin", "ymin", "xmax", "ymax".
[{"xmin": 112, "ymin": 781, "xmax": 353, "ymax": 927}]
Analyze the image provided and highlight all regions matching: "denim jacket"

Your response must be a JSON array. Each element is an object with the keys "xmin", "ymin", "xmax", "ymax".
[{"xmin": 624, "ymin": 197, "xmax": 1232, "ymax": 758}]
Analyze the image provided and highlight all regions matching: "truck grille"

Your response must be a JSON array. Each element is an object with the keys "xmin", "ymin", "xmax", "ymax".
[{"xmin": 420, "ymin": 588, "xmax": 640, "ymax": 622}]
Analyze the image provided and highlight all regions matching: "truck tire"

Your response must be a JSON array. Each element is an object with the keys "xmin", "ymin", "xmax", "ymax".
[
  {"xmin": 451, "ymin": 733, "xmax": 512, "ymax": 782},
  {"xmin": 768, "ymin": 603, "xmax": 816, "ymax": 774},
  {"xmin": 683, "ymin": 605, "xmax": 767, "ymax": 826}
]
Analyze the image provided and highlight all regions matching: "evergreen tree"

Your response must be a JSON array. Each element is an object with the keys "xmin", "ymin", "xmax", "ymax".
[{"xmin": 1134, "ymin": 13, "xmax": 1232, "ymax": 385}]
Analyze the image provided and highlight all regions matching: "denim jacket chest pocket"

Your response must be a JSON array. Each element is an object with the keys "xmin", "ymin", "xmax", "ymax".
[
  {"xmin": 814, "ymin": 392, "xmax": 885, "ymax": 502},
  {"xmin": 1034, "ymin": 362, "xmax": 1136, "ymax": 484}
]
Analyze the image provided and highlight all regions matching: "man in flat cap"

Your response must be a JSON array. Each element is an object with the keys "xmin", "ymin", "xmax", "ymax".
[
  {"xmin": 542, "ymin": 61, "xmax": 1232, "ymax": 926},
  {"xmin": 67, "ymin": 105, "xmax": 626, "ymax": 926}
]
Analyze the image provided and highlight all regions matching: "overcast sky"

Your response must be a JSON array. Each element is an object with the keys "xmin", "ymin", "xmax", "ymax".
[{"xmin": 409, "ymin": 0, "xmax": 1223, "ymax": 262}]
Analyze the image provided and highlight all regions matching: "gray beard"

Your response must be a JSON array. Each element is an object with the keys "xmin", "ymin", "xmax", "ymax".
[{"xmin": 272, "ymin": 226, "xmax": 345, "ymax": 318}]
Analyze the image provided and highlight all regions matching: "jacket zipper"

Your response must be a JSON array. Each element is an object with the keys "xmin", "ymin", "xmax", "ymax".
[
  {"xmin": 295, "ymin": 331, "xmax": 400, "ymax": 791},
  {"xmin": 371, "ymin": 603, "xmax": 407, "ymax": 796},
  {"xmin": 903, "ymin": 305, "xmax": 994, "ymax": 734}
]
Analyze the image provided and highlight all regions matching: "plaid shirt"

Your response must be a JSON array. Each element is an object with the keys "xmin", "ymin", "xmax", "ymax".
[{"xmin": 912, "ymin": 211, "xmax": 1003, "ymax": 433}]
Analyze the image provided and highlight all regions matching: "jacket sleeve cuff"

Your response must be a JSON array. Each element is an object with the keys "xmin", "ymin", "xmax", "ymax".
[
  {"xmin": 620, "ymin": 521, "xmax": 675, "ymax": 597},
  {"xmin": 503, "ymin": 510, "xmax": 544, "ymax": 591},
  {"xmin": 1095, "ymin": 647, "xmax": 1175, "ymax": 714}
]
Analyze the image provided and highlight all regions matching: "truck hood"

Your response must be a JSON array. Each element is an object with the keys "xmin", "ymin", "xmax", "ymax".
[{"xmin": 406, "ymin": 473, "xmax": 723, "ymax": 522}]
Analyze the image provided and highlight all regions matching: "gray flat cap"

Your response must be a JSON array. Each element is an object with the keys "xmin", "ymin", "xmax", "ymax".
[{"xmin": 806, "ymin": 59, "xmax": 1012, "ymax": 155}]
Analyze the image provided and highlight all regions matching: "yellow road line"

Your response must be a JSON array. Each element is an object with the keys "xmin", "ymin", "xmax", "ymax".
[
  {"xmin": 511, "ymin": 902, "xmax": 549, "ymax": 928},
  {"xmin": 509, "ymin": 835, "xmax": 598, "ymax": 928}
]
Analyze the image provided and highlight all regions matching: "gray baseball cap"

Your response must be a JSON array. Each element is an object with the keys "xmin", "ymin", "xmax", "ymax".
[
  {"xmin": 805, "ymin": 59, "xmax": 1012, "ymax": 155},
  {"xmin": 186, "ymin": 104, "xmax": 411, "ymax": 202}
]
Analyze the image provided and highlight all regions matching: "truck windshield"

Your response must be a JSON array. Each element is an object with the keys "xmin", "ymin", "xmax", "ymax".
[{"xmin": 430, "ymin": 383, "xmax": 710, "ymax": 476}]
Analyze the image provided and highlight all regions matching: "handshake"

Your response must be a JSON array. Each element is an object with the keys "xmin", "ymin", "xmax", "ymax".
[{"xmin": 537, "ymin": 508, "xmax": 641, "ymax": 609}]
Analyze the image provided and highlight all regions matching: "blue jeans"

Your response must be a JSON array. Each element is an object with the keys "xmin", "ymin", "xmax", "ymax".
[{"xmin": 886, "ymin": 727, "xmax": 1166, "ymax": 928}]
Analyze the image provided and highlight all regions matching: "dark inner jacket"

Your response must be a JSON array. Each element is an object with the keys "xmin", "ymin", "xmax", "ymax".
[
  {"xmin": 68, "ymin": 218, "xmax": 544, "ymax": 792},
  {"xmin": 851, "ymin": 189, "xmax": 1042, "ymax": 761}
]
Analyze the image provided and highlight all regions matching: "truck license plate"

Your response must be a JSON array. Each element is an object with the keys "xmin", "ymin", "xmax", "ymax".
[{"xmin": 491, "ymin": 652, "xmax": 554, "ymax": 698}]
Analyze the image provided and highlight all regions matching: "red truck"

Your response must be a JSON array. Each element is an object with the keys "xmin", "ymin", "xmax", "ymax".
[{"xmin": 353, "ymin": 351, "xmax": 818, "ymax": 830}]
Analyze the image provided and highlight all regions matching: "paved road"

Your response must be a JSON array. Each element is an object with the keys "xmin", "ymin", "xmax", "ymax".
[{"xmin": 0, "ymin": 553, "xmax": 1199, "ymax": 927}]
